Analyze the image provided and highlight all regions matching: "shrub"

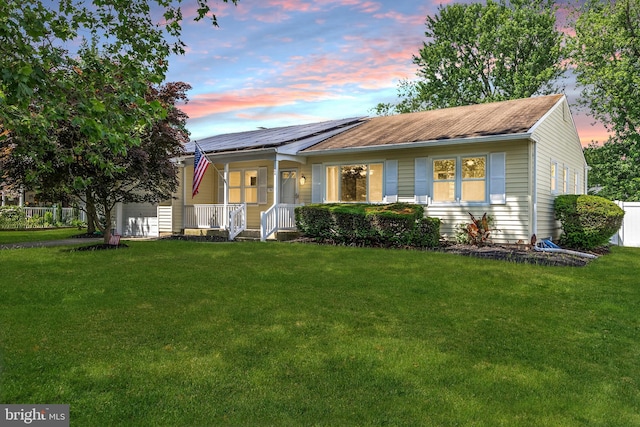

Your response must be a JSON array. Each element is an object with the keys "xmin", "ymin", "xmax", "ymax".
[
  {"xmin": 411, "ymin": 217, "xmax": 442, "ymax": 248},
  {"xmin": 554, "ymin": 195, "xmax": 624, "ymax": 250},
  {"xmin": 454, "ymin": 212, "xmax": 499, "ymax": 246},
  {"xmin": 0, "ymin": 206, "xmax": 26, "ymax": 229},
  {"xmin": 295, "ymin": 204, "xmax": 335, "ymax": 239},
  {"xmin": 294, "ymin": 203, "xmax": 440, "ymax": 248}
]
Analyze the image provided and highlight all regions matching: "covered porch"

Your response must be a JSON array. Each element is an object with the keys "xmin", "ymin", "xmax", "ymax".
[{"xmin": 182, "ymin": 203, "xmax": 301, "ymax": 241}]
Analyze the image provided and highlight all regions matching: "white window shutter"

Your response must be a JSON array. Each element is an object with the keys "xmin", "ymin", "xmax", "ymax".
[
  {"xmin": 489, "ymin": 152, "xmax": 506, "ymax": 204},
  {"xmin": 414, "ymin": 157, "xmax": 428, "ymax": 203},
  {"xmin": 384, "ymin": 160, "xmax": 398, "ymax": 202},
  {"xmin": 311, "ymin": 164, "xmax": 323, "ymax": 203},
  {"xmin": 258, "ymin": 166, "xmax": 268, "ymax": 204},
  {"xmin": 217, "ymin": 171, "xmax": 224, "ymax": 203}
]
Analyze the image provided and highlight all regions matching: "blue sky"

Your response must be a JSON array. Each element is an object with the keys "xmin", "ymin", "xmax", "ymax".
[{"xmin": 164, "ymin": 0, "xmax": 609, "ymax": 145}]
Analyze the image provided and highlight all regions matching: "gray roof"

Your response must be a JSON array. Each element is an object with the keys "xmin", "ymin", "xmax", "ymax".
[{"xmin": 184, "ymin": 117, "xmax": 365, "ymax": 155}]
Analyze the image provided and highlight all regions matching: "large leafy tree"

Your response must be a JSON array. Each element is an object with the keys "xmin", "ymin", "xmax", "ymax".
[
  {"xmin": 584, "ymin": 140, "xmax": 640, "ymax": 201},
  {"xmin": 0, "ymin": 0, "xmax": 235, "ymax": 241},
  {"xmin": 375, "ymin": 0, "xmax": 564, "ymax": 115},
  {"xmin": 571, "ymin": 0, "xmax": 640, "ymax": 200}
]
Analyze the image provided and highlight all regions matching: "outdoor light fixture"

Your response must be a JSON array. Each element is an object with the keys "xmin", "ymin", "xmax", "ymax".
[{"xmin": 299, "ymin": 175, "xmax": 306, "ymax": 185}]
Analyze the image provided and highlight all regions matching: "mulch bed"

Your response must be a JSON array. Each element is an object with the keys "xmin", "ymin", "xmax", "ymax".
[
  {"xmin": 71, "ymin": 233, "xmax": 129, "ymax": 251},
  {"xmin": 290, "ymin": 237, "xmax": 604, "ymax": 267},
  {"xmin": 438, "ymin": 243, "xmax": 602, "ymax": 267},
  {"xmin": 73, "ymin": 243, "xmax": 129, "ymax": 251},
  {"xmin": 69, "ymin": 232, "xmax": 603, "ymax": 266}
]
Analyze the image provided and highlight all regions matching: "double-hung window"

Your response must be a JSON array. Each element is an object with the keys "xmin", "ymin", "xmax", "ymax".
[
  {"xmin": 432, "ymin": 156, "xmax": 486, "ymax": 203},
  {"xmin": 551, "ymin": 161, "xmax": 559, "ymax": 193},
  {"xmin": 325, "ymin": 163, "xmax": 384, "ymax": 202},
  {"xmin": 228, "ymin": 169, "xmax": 258, "ymax": 203}
]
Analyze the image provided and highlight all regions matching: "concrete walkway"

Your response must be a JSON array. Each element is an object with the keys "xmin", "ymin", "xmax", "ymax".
[{"xmin": 0, "ymin": 238, "xmax": 103, "ymax": 250}]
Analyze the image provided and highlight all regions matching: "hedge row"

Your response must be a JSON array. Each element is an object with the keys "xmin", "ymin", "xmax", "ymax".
[
  {"xmin": 554, "ymin": 195, "xmax": 624, "ymax": 250},
  {"xmin": 294, "ymin": 203, "xmax": 441, "ymax": 248}
]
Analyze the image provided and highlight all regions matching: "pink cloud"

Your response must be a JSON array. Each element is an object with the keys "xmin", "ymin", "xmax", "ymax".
[
  {"xmin": 373, "ymin": 10, "xmax": 425, "ymax": 26},
  {"xmin": 181, "ymin": 87, "xmax": 341, "ymax": 119},
  {"xmin": 573, "ymin": 114, "xmax": 612, "ymax": 146}
]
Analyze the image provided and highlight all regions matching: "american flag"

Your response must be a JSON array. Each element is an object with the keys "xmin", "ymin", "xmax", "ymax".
[{"xmin": 192, "ymin": 144, "xmax": 211, "ymax": 198}]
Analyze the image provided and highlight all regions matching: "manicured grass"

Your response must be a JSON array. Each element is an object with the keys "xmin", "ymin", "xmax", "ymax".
[
  {"xmin": 1, "ymin": 241, "xmax": 638, "ymax": 426},
  {"xmin": 0, "ymin": 228, "xmax": 86, "ymax": 244}
]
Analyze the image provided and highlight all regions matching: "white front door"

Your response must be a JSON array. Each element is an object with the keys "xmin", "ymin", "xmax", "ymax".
[{"xmin": 280, "ymin": 170, "xmax": 298, "ymax": 204}]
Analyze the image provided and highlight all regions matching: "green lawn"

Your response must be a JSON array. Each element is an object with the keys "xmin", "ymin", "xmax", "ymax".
[
  {"xmin": 1, "ymin": 239, "xmax": 638, "ymax": 426},
  {"xmin": 0, "ymin": 227, "xmax": 86, "ymax": 244}
]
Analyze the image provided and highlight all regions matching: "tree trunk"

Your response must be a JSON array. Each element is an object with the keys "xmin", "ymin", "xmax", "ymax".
[
  {"xmin": 102, "ymin": 208, "xmax": 112, "ymax": 245},
  {"xmin": 86, "ymin": 192, "xmax": 97, "ymax": 234}
]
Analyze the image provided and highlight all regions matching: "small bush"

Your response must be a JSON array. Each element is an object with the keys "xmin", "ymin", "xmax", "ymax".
[
  {"xmin": 454, "ymin": 212, "xmax": 499, "ymax": 246},
  {"xmin": 294, "ymin": 203, "xmax": 440, "ymax": 248},
  {"xmin": 295, "ymin": 204, "xmax": 335, "ymax": 239},
  {"xmin": 0, "ymin": 206, "xmax": 26, "ymax": 229},
  {"xmin": 554, "ymin": 195, "xmax": 624, "ymax": 250},
  {"xmin": 411, "ymin": 217, "xmax": 442, "ymax": 247}
]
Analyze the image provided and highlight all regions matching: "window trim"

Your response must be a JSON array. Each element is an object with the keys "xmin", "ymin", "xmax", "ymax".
[
  {"xmin": 550, "ymin": 160, "xmax": 559, "ymax": 195},
  {"xmin": 228, "ymin": 168, "xmax": 260, "ymax": 204},
  {"xmin": 430, "ymin": 154, "xmax": 488, "ymax": 205},
  {"xmin": 324, "ymin": 161, "xmax": 385, "ymax": 203}
]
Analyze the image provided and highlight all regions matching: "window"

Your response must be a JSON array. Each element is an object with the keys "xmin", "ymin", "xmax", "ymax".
[
  {"xmin": 325, "ymin": 163, "xmax": 384, "ymax": 202},
  {"xmin": 563, "ymin": 167, "xmax": 569, "ymax": 194},
  {"xmin": 245, "ymin": 170, "xmax": 258, "ymax": 203},
  {"xmin": 433, "ymin": 159, "xmax": 456, "ymax": 202},
  {"xmin": 228, "ymin": 169, "xmax": 258, "ymax": 203},
  {"xmin": 462, "ymin": 157, "xmax": 486, "ymax": 202},
  {"xmin": 574, "ymin": 171, "xmax": 580, "ymax": 194},
  {"xmin": 550, "ymin": 162, "xmax": 558, "ymax": 193},
  {"xmin": 432, "ymin": 156, "xmax": 486, "ymax": 203}
]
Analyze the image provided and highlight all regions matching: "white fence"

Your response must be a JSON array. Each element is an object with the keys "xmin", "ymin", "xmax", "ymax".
[
  {"xmin": 611, "ymin": 201, "xmax": 640, "ymax": 247},
  {"xmin": 0, "ymin": 206, "xmax": 86, "ymax": 229}
]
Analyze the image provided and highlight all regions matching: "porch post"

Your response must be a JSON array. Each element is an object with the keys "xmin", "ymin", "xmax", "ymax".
[
  {"xmin": 18, "ymin": 187, "xmax": 24, "ymax": 207},
  {"xmin": 1, "ymin": 190, "xmax": 5, "ymax": 206},
  {"xmin": 223, "ymin": 163, "xmax": 229, "ymax": 229},
  {"xmin": 273, "ymin": 158, "xmax": 280, "ymax": 208},
  {"xmin": 179, "ymin": 161, "xmax": 186, "ymax": 232}
]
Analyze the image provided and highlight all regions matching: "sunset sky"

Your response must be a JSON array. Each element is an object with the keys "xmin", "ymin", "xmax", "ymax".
[{"xmin": 164, "ymin": 0, "xmax": 610, "ymax": 146}]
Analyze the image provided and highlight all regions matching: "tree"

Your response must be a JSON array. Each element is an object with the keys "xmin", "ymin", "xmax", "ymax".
[
  {"xmin": 3, "ymin": 78, "xmax": 191, "ymax": 242},
  {"xmin": 374, "ymin": 0, "xmax": 564, "ymax": 115},
  {"xmin": 570, "ymin": 0, "xmax": 640, "ymax": 200},
  {"xmin": 0, "ymin": 0, "xmax": 236, "ymax": 241},
  {"xmin": 584, "ymin": 140, "xmax": 640, "ymax": 201}
]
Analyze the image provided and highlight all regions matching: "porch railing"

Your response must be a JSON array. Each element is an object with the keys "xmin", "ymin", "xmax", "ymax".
[
  {"xmin": 184, "ymin": 204, "xmax": 242, "ymax": 229},
  {"xmin": 260, "ymin": 203, "xmax": 301, "ymax": 241},
  {"xmin": 228, "ymin": 205, "xmax": 247, "ymax": 241},
  {"xmin": 184, "ymin": 204, "xmax": 246, "ymax": 239}
]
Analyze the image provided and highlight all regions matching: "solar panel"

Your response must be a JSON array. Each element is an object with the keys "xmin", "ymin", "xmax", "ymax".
[{"xmin": 184, "ymin": 117, "xmax": 365, "ymax": 154}]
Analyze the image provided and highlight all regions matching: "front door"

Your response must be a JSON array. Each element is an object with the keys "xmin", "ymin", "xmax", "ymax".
[{"xmin": 280, "ymin": 170, "xmax": 298, "ymax": 204}]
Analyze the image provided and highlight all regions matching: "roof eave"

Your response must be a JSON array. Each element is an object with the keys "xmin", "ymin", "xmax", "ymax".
[{"xmin": 301, "ymin": 132, "xmax": 533, "ymax": 156}]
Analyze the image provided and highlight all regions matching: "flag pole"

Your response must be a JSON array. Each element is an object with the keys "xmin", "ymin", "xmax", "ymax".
[{"xmin": 193, "ymin": 141, "xmax": 226, "ymax": 185}]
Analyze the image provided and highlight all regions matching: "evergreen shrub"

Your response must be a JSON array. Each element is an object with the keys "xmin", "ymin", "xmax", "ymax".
[
  {"xmin": 554, "ymin": 195, "xmax": 624, "ymax": 250},
  {"xmin": 295, "ymin": 203, "xmax": 440, "ymax": 248}
]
